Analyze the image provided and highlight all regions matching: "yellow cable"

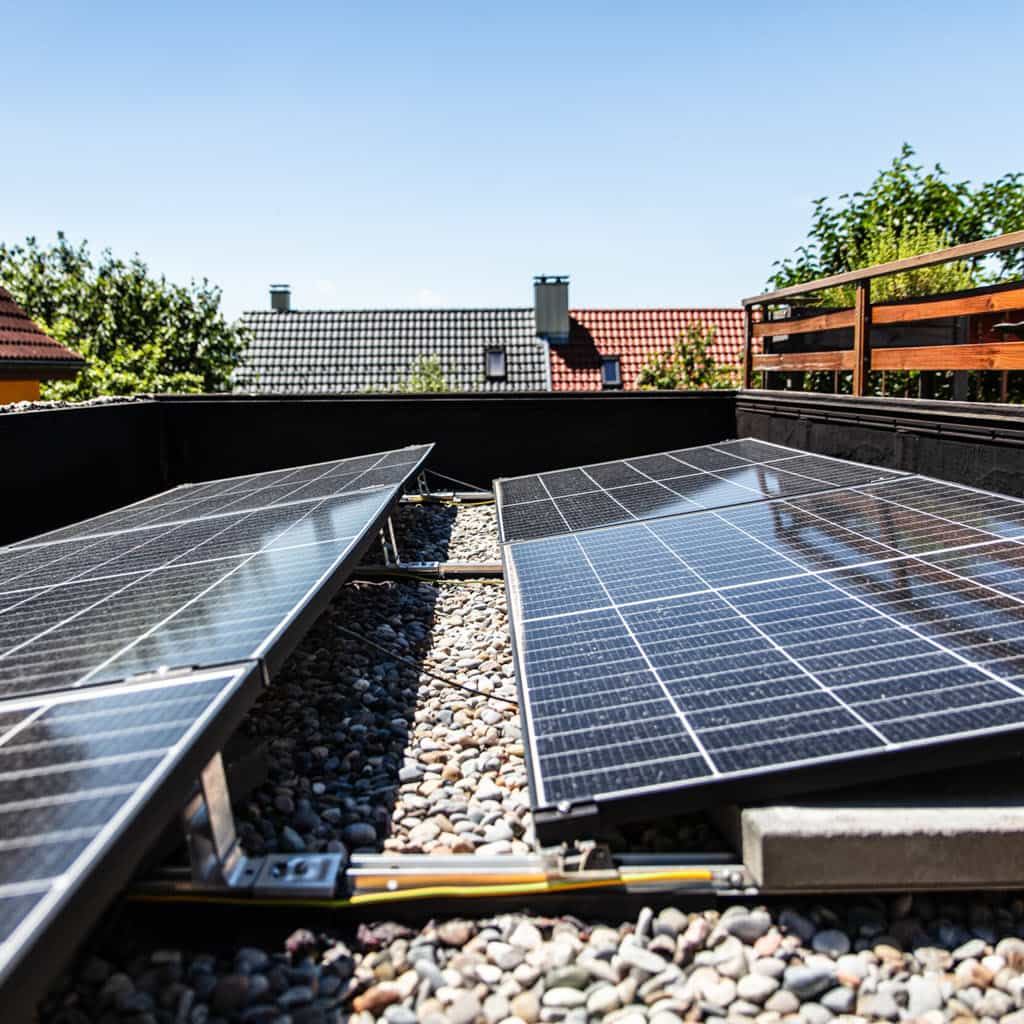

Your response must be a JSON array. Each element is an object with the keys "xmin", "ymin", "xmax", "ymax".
[{"xmin": 127, "ymin": 869, "xmax": 716, "ymax": 909}]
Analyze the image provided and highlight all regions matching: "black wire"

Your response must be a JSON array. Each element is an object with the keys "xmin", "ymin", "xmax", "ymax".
[{"xmin": 332, "ymin": 622, "xmax": 519, "ymax": 708}]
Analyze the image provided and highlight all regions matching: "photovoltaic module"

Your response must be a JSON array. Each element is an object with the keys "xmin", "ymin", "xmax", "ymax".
[
  {"xmin": 497, "ymin": 439, "xmax": 1024, "ymax": 842},
  {"xmin": 0, "ymin": 443, "xmax": 432, "ymax": 1012}
]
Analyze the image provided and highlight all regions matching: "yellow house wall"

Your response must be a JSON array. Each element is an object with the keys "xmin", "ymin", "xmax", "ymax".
[{"xmin": 0, "ymin": 380, "xmax": 41, "ymax": 403}]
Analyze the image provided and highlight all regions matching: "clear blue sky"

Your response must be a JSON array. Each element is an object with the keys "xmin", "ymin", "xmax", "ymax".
[{"xmin": 3, "ymin": 2, "xmax": 1022, "ymax": 319}]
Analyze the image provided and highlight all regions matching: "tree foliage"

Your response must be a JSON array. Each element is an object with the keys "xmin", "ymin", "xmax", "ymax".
[
  {"xmin": 637, "ymin": 322, "xmax": 738, "ymax": 390},
  {"xmin": 770, "ymin": 144, "xmax": 1024, "ymax": 292},
  {"xmin": 393, "ymin": 354, "xmax": 449, "ymax": 392},
  {"xmin": 816, "ymin": 222, "xmax": 977, "ymax": 307},
  {"xmin": 0, "ymin": 233, "xmax": 246, "ymax": 400}
]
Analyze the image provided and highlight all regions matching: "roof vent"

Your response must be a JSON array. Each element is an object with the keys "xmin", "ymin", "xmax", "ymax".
[
  {"xmin": 270, "ymin": 284, "xmax": 291, "ymax": 313},
  {"xmin": 534, "ymin": 275, "xmax": 569, "ymax": 344}
]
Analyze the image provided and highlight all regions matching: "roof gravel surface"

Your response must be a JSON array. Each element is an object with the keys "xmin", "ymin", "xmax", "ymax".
[{"xmin": 41, "ymin": 893, "xmax": 1024, "ymax": 1023}]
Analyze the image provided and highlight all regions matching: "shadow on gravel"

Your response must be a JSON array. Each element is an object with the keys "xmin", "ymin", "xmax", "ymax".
[{"xmin": 233, "ymin": 504, "xmax": 456, "ymax": 859}]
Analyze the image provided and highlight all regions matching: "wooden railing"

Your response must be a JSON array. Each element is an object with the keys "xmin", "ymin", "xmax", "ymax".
[{"xmin": 741, "ymin": 230, "xmax": 1024, "ymax": 395}]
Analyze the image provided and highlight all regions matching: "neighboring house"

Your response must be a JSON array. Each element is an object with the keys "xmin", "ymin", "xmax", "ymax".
[
  {"xmin": 0, "ymin": 286, "xmax": 85, "ymax": 402},
  {"xmin": 551, "ymin": 308, "xmax": 745, "ymax": 391},
  {"xmin": 235, "ymin": 286, "xmax": 549, "ymax": 393},
  {"xmin": 236, "ymin": 280, "xmax": 744, "ymax": 393}
]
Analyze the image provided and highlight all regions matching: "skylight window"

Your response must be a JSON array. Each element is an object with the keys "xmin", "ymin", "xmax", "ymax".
[
  {"xmin": 485, "ymin": 348, "xmax": 507, "ymax": 381},
  {"xmin": 601, "ymin": 356, "xmax": 622, "ymax": 389}
]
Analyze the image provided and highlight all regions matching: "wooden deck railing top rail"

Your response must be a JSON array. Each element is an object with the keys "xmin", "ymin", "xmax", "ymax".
[{"xmin": 742, "ymin": 229, "xmax": 1024, "ymax": 307}]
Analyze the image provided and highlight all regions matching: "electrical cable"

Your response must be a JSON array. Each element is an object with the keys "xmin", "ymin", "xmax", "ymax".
[
  {"xmin": 127, "ymin": 869, "xmax": 718, "ymax": 909},
  {"xmin": 331, "ymin": 621, "xmax": 519, "ymax": 708}
]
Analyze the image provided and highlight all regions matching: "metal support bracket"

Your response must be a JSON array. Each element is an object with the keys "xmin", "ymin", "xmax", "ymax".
[
  {"xmin": 556, "ymin": 840, "xmax": 616, "ymax": 873},
  {"xmin": 378, "ymin": 515, "xmax": 400, "ymax": 566},
  {"xmin": 176, "ymin": 752, "xmax": 343, "ymax": 898}
]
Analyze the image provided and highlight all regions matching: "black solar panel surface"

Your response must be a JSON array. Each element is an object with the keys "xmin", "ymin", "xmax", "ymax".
[
  {"xmin": 0, "ymin": 664, "xmax": 258, "ymax": 992},
  {"xmin": 497, "ymin": 439, "xmax": 904, "ymax": 542},
  {"xmin": 10, "ymin": 447, "xmax": 430, "ymax": 547},
  {"xmin": 0, "ymin": 444, "xmax": 432, "ymax": 1010},
  {"xmin": 0, "ymin": 446, "xmax": 431, "ymax": 699},
  {"xmin": 500, "ymin": 440, "xmax": 1024, "ymax": 839}
]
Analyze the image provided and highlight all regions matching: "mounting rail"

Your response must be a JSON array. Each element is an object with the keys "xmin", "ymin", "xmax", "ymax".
[
  {"xmin": 133, "ymin": 842, "xmax": 750, "ymax": 902},
  {"xmin": 352, "ymin": 561, "xmax": 504, "ymax": 580}
]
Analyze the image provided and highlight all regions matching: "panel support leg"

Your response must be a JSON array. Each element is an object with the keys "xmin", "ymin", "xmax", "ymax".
[
  {"xmin": 184, "ymin": 752, "xmax": 251, "ymax": 888},
  {"xmin": 170, "ymin": 751, "xmax": 343, "ymax": 897},
  {"xmin": 378, "ymin": 516, "xmax": 400, "ymax": 565}
]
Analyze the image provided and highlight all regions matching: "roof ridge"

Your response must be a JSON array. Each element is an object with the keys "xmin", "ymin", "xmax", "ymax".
[
  {"xmin": 570, "ymin": 307, "xmax": 744, "ymax": 313},
  {"xmin": 240, "ymin": 307, "xmax": 535, "ymax": 316}
]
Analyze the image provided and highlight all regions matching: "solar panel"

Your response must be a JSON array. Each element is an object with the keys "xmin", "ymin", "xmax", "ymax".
[
  {"xmin": 0, "ymin": 445, "xmax": 432, "ymax": 699},
  {"xmin": 0, "ymin": 663, "xmax": 261, "ymax": 1021},
  {"xmin": 10, "ymin": 446, "xmax": 432, "ymax": 546},
  {"xmin": 499, "ymin": 440, "xmax": 1024, "ymax": 842},
  {"xmin": 496, "ymin": 439, "xmax": 904, "ymax": 542},
  {"xmin": 0, "ymin": 443, "xmax": 433, "ymax": 1015}
]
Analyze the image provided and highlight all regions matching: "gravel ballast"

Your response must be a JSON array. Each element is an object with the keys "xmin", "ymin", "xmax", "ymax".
[{"xmin": 42, "ymin": 898, "xmax": 1024, "ymax": 1023}]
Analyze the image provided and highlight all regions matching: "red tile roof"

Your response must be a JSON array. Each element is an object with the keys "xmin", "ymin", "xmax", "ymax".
[
  {"xmin": 0, "ymin": 286, "xmax": 85, "ymax": 374},
  {"xmin": 551, "ymin": 308, "xmax": 744, "ymax": 391}
]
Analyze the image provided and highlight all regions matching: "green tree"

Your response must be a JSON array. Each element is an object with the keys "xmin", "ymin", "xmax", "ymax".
[
  {"xmin": 770, "ymin": 143, "xmax": 1024, "ymax": 292},
  {"xmin": 0, "ymin": 233, "xmax": 246, "ymax": 400},
  {"xmin": 637, "ymin": 322, "xmax": 737, "ymax": 390},
  {"xmin": 393, "ymin": 354, "xmax": 449, "ymax": 392},
  {"xmin": 817, "ymin": 223, "xmax": 976, "ymax": 307}
]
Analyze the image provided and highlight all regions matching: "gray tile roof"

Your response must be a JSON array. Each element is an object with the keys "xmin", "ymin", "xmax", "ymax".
[{"xmin": 234, "ymin": 308, "xmax": 550, "ymax": 393}]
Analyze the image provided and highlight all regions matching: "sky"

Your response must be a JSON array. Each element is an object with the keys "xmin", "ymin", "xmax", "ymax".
[{"xmin": 3, "ymin": 1, "xmax": 1023, "ymax": 320}]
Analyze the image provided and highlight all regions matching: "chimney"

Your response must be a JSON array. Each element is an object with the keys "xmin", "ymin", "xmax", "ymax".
[
  {"xmin": 270, "ymin": 284, "xmax": 291, "ymax": 312},
  {"xmin": 534, "ymin": 275, "xmax": 569, "ymax": 344}
]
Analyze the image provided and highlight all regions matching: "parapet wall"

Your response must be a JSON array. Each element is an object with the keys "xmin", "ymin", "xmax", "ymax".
[{"xmin": 6, "ymin": 389, "xmax": 1024, "ymax": 546}]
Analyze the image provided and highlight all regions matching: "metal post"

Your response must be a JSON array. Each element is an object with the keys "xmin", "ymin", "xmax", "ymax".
[{"xmin": 386, "ymin": 516, "xmax": 400, "ymax": 563}]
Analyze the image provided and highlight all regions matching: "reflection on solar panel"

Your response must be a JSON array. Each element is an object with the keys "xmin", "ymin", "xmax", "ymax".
[
  {"xmin": 499, "ymin": 439, "xmax": 1024, "ymax": 842},
  {"xmin": 0, "ymin": 662, "xmax": 261, "ymax": 1012},
  {"xmin": 0, "ymin": 445, "xmax": 433, "ymax": 698},
  {"xmin": 496, "ymin": 438, "xmax": 904, "ymax": 542},
  {"xmin": 0, "ymin": 443, "xmax": 432, "ymax": 1015}
]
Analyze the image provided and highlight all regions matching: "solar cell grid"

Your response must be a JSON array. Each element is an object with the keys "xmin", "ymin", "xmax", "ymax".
[
  {"xmin": 0, "ymin": 444, "xmax": 434, "ymax": 1011},
  {"xmin": 604, "ymin": 482, "xmax": 700, "ymax": 521},
  {"xmin": 710, "ymin": 439, "xmax": 800, "ymax": 462},
  {"xmin": 0, "ymin": 664, "xmax": 259, "ymax": 993},
  {"xmin": 0, "ymin": 447, "xmax": 430, "ymax": 704},
  {"xmin": 500, "ymin": 438, "xmax": 1024, "ymax": 841},
  {"xmin": 715, "ymin": 464, "xmax": 829, "ymax": 499},
  {"xmin": 669, "ymin": 448, "xmax": 749, "ymax": 472},
  {"xmin": 925, "ymin": 542, "xmax": 1024, "ymax": 600},
  {"xmin": 863, "ymin": 477, "xmax": 1024, "ymax": 539},
  {"xmin": 0, "ymin": 491, "xmax": 393, "ymax": 699},
  {"xmin": 788, "ymin": 488, "xmax": 994, "ymax": 555},
  {"xmin": 497, "ymin": 440, "xmax": 908, "ymax": 544},
  {"xmin": 10, "ymin": 445, "xmax": 432, "ymax": 547}
]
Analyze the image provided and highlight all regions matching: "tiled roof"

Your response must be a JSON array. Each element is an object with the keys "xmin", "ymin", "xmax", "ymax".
[
  {"xmin": 552, "ymin": 309, "xmax": 745, "ymax": 391},
  {"xmin": 0, "ymin": 287, "xmax": 85, "ymax": 374},
  {"xmin": 235, "ymin": 309, "xmax": 550, "ymax": 393}
]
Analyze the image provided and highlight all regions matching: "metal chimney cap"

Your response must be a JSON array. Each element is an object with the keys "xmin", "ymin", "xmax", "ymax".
[{"xmin": 533, "ymin": 275, "xmax": 569, "ymax": 285}]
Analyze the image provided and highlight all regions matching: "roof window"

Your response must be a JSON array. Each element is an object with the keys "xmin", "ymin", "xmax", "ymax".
[
  {"xmin": 601, "ymin": 356, "xmax": 622, "ymax": 390},
  {"xmin": 485, "ymin": 347, "xmax": 507, "ymax": 381}
]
